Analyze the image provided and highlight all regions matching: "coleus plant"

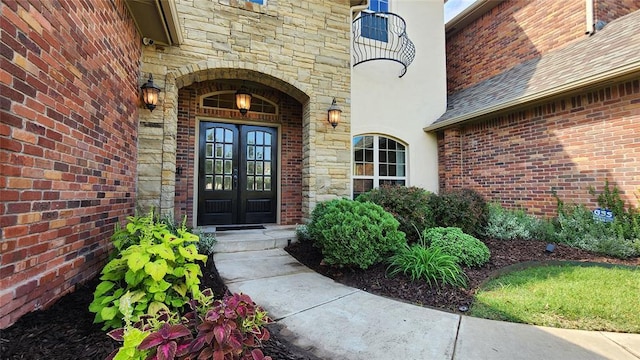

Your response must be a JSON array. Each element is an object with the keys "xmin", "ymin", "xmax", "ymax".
[
  {"xmin": 106, "ymin": 289, "xmax": 273, "ymax": 360},
  {"xmin": 90, "ymin": 212, "xmax": 208, "ymax": 330}
]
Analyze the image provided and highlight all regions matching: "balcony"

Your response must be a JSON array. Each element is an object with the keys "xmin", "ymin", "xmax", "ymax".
[{"xmin": 352, "ymin": 12, "xmax": 415, "ymax": 77}]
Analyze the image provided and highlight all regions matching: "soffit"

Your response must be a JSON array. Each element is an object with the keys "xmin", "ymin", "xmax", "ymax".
[{"xmin": 125, "ymin": 0, "xmax": 182, "ymax": 46}]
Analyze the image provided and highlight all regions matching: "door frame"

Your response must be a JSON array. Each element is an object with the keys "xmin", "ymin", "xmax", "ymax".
[{"xmin": 193, "ymin": 117, "xmax": 282, "ymax": 227}]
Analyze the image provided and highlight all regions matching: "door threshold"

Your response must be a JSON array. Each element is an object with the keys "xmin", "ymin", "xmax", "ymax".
[{"xmin": 215, "ymin": 224, "xmax": 266, "ymax": 232}]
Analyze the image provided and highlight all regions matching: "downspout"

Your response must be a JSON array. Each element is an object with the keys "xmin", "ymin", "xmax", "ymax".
[{"xmin": 585, "ymin": 0, "xmax": 595, "ymax": 35}]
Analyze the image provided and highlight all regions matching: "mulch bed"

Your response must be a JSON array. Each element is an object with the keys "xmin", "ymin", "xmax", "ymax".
[
  {"xmin": 2, "ymin": 239, "xmax": 637, "ymax": 359},
  {"xmin": 285, "ymin": 238, "xmax": 639, "ymax": 313},
  {"xmin": 0, "ymin": 260, "xmax": 319, "ymax": 360}
]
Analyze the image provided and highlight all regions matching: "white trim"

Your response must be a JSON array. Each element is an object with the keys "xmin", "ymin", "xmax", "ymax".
[{"xmin": 352, "ymin": 134, "xmax": 408, "ymax": 197}]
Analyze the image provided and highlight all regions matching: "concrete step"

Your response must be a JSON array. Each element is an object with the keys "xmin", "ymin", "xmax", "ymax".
[{"xmin": 198, "ymin": 225, "xmax": 298, "ymax": 253}]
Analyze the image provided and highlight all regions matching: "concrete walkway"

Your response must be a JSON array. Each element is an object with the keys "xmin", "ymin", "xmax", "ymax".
[{"xmin": 213, "ymin": 248, "xmax": 640, "ymax": 360}]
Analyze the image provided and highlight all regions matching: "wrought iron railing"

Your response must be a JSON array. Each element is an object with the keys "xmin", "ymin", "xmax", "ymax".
[{"xmin": 352, "ymin": 12, "xmax": 415, "ymax": 77}]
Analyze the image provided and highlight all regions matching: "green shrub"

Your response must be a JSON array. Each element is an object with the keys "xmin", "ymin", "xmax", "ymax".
[
  {"xmin": 589, "ymin": 180, "xmax": 640, "ymax": 241},
  {"xmin": 295, "ymin": 224, "xmax": 310, "ymax": 242},
  {"xmin": 356, "ymin": 185, "xmax": 434, "ymax": 243},
  {"xmin": 427, "ymin": 188, "xmax": 488, "ymax": 237},
  {"xmin": 387, "ymin": 244, "xmax": 467, "ymax": 288},
  {"xmin": 307, "ymin": 199, "xmax": 407, "ymax": 269},
  {"xmin": 555, "ymin": 204, "xmax": 640, "ymax": 258},
  {"xmin": 89, "ymin": 212, "xmax": 208, "ymax": 330},
  {"xmin": 485, "ymin": 203, "xmax": 548, "ymax": 241},
  {"xmin": 423, "ymin": 227, "xmax": 490, "ymax": 267}
]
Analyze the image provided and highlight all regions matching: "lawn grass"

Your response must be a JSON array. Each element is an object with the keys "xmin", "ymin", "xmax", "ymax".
[{"xmin": 469, "ymin": 264, "xmax": 640, "ymax": 333}]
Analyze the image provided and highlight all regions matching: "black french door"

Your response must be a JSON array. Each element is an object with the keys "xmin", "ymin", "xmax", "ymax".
[{"xmin": 197, "ymin": 122, "xmax": 277, "ymax": 225}]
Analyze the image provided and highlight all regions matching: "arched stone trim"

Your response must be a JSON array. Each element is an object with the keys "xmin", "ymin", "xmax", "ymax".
[{"xmin": 154, "ymin": 61, "xmax": 316, "ymax": 219}]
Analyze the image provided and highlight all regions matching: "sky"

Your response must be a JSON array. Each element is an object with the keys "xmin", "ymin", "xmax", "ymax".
[{"xmin": 444, "ymin": 0, "xmax": 476, "ymax": 22}]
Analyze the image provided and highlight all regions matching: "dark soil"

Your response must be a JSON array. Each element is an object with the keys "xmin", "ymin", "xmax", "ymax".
[
  {"xmin": 0, "ymin": 259, "xmax": 319, "ymax": 360},
  {"xmin": 2, "ymin": 240, "xmax": 637, "ymax": 360},
  {"xmin": 285, "ymin": 238, "xmax": 639, "ymax": 313}
]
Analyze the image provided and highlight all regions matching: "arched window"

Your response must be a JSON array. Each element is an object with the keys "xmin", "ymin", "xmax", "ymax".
[
  {"xmin": 353, "ymin": 134, "xmax": 407, "ymax": 198},
  {"xmin": 201, "ymin": 92, "xmax": 277, "ymax": 115}
]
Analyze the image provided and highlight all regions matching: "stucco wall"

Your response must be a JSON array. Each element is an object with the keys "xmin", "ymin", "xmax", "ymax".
[
  {"xmin": 351, "ymin": 0, "xmax": 446, "ymax": 193},
  {"xmin": 0, "ymin": 0, "xmax": 140, "ymax": 328},
  {"xmin": 137, "ymin": 0, "xmax": 352, "ymax": 221}
]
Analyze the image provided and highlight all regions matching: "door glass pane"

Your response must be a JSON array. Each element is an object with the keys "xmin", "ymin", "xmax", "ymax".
[
  {"xmin": 224, "ymin": 176, "xmax": 232, "ymax": 190},
  {"xmin": 205, "ymin": 175, "xmax": 213, "ymax": 190},
  {"xmin": 256, "ymin": 146, "xmax": 263, "ymax": 160},
  {"xmin": 205, "ymin": 159, "xmax": 213, "ymax": 174},
  {"xmin": 215, "ymin": 175, "xmax": 223, "ymax": 190},
  {"xmin": 256, "ymin": 132, "xmax": 264, "ymax": 145},
  {"xmin": 224, "ymin": 160, "xmax": 232, "ymax": 174},
  {"xmin": 247, "ymin": 161, "xmax": 255, "ymax": 175},
  {"xmin": 206, "ymin": 129, "xmax": 214, "ymax": 141},
  {"xmin": 265, "ymin": 133, "xmax": 271, "ymax": 145},
  {"xmin": 224, "ymin": 144, "xmax": 233, "ymax": 159},
  {"xmin": 256, "ymin": 177, "xmax": 263, "ymax": 191},
  {"xmin": 264, "ymin": 162, "xmax": 271, "ymax": 175},
  {"xmin": 247, "ymin": 132, "xmax": 255, "ymax": 145},
  {"xmin": 206, "ymin": 144, "xmax": 213, "ymax": 157},
  {"xmin": 256, "ymin": 162, "xmax": 263, "ymax": 175},
  {"xmin": 224, "ymin": 129, "xmax": 233, "ymax": 143},
  {"xmin": 214, "ymin": 160, "xmax": 222, "ymax": 174},
  {"xmin": 215, "ymin": 128, "xmax": 224, "ymax": 142},
  {"xmin": 265, "ymin": 147, "xmax": 271, "ymax": 160},
  {"xmin": 247, "ymin": 146, "xmax": 255, "ymax": 160},
  {"xmin": 247, "ymin": 176, "xmax": 254, "ymax": 190},
  {"xmin": 215, "ymin": 144, "xmax": 223, "ymax": 158},
  {"xmin": 264, "ymin": 176, "xmax": 271, "ymax": 190}
]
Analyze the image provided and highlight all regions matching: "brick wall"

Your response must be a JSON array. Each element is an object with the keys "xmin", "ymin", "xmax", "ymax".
[
  {"xmin": 0, "ymin": 0, "xmax": 140, "ymax": 328},
  {"xmin": 446, "ymin": 0, "xmax": 640, "ymax": 94},
  {"xmin": 438, "ymin": 78, "xmax": 640, "ymax": 216},
  {"xmin": 175, "ymin": 82, "xmax": 303, "ymax": 226}
]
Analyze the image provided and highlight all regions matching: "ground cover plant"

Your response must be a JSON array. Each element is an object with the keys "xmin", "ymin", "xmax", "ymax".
[{"xmin": 470, "ymin": 264, "xmax": 640, "ymax": 333}]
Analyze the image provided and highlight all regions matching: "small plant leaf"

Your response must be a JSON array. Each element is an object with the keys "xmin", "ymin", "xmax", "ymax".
[
  {"xmin": 148, "ymin": 243, "xmax": 176, "ymax": 261},
  {"xmin": 127, "ymin": 251, "xmax": 151, "ymax": 272},
  {"xmin": 94, "ymin": 281, "xmax": 115, "ymax": 297},
  {"xmin": 101, "ymin": 306, "xmax": 118, "ymax": 321},
  {"xmin": 144, "ymin": 259, "xmax": 168, "ymax": 282}
]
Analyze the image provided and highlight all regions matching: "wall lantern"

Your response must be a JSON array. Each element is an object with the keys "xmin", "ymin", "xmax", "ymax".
[
  {"xmin": 327, "ymin": 98, "xmax": 342, "ymax": 129},
  {"xmin": 235, "ymin": 87, "xmax": 252, "ymax": 116},
  {"xmin": 140, "ymin": 74, "xmax": 161, "ymax": 112}
]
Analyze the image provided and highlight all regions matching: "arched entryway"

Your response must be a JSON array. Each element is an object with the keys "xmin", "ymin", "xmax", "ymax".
[{"xmin": 174, "ymin": 78, "xmax": 305, "ymax": 226}]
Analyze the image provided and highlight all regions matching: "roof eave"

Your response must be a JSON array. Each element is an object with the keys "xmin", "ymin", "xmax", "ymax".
[{"xmin": 424, "ymin": 62, "xmax": 640, "ymax": 132}]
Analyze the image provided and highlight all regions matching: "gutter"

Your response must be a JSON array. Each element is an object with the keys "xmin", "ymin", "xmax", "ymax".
[{"xmin": 423, "ymin": 61, "xmax": 640, "ymax": 132}]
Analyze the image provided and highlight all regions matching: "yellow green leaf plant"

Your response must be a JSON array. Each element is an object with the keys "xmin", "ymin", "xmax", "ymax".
[{"xmin": 89, "ymin": 211, "xmax": 208, "ymax": 330}]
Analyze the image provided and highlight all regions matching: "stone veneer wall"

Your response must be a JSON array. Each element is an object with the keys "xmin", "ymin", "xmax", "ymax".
[
  {"xmin": 175, "ymin": 82, "xmax": 303, "ymax": 225},
  {"xmin": 0, "ymin": 0, "xmax": 140, "ymax": 328},
  {"xmin": 437, "ymin": 78, "xmax": 640, "ymax": 216},
  {"xmin": 137, "ymin": 0, "xmax": 352, "ymax": 221},
  {"xmin": 446, "ymin": 0, "xmax": 640, "ymax": 94}
]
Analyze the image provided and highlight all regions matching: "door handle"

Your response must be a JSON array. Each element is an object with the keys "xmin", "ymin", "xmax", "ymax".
[{"xmin": 233, "ymin": 169, "xmax": 238, "ymax": 188}]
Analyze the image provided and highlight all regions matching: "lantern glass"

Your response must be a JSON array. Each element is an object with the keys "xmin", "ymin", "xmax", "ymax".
[
  {"xmin": 235, "ymin": 89, "xmax": 252, "ymax": 115},
  {"xmin": 140, "ymin": 74, "xmax": 161, "ymax": 111},
  {"xmin": 327, "ymin": 98, "xmax": 341, "ymax": 128}
]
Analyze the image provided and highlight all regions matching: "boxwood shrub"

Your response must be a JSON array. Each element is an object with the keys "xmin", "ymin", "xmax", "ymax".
[
  {"xmin": 427, "ymin": 188, "xmax": 488, "ymax": 237},
  {"xmin": 423, "ymin": 227, "xmax": 490, "ymax": 267},
  {"xmin": 307, "ymin": 199, "xmax": 407, "ymax": 269}
]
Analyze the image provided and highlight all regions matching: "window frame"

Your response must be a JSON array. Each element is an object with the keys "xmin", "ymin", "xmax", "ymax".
[
  {"xmin": 352, "ymin": 134, "xmax": 408, "ymax": 198},
  {"xmin": 360, "ymin": 0, "xmax": 390, "ymax": 42},
  {"xmin": 246, "ymin": 0, "xmax": 266, "ymax": 5}
]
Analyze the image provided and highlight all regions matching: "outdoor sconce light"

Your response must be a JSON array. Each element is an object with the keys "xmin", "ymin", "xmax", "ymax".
[
  {"xmin": 327, "ymin": 98, "xmax": 342, "ymax": 129},
  {"xmin": 141, "ymin": 74, "xmax": 161, "ymax": 112},
  {"xmin": 235, "ymin": 86, "xmax": 252, "ymax": 116}
]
